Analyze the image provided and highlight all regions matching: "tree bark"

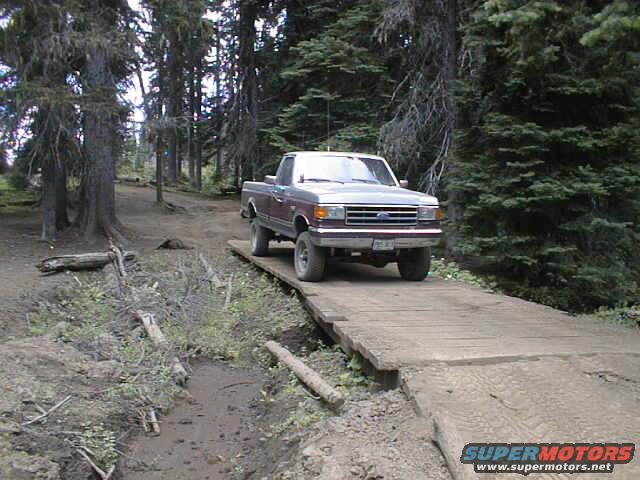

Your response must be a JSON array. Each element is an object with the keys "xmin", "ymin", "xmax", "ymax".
[
  {"xmin": 55, "ymin": 158, "xmax": 69, "ymax": 230},
  {"xmin": 156, "ymin": 37, "xmax": 166, "ymax": 203},
  {"xmin": 213, "ymin": 23, "xmax": 223, "ymax": 181},
  {"xmin": 166, "ymin": 25, "xmax": 181, "ymax": 185},
  {"xmin": 41, "ymin": 159, "xmax": 57, "ymax": 242},
  {"xmin": 194, "ymin": 51, "xmax": 203, "ymax": 190},
  {"xmin": 442, "ymin": 0, "xmax": 462, "ymax": 253},
  {"xmin": 188, "ymin": 60, "xmax": 196, "ymax": 185},
  {"xmin": 79, "ymin": 40, "xmax": 125, "ymax": 242},
  {"xmin": 237, "ymin": 0, "xmax": 259, "ymax": 182},
  {"xmin": 37, "ymin": 251, "xmax": 135, "ymax": 273}
]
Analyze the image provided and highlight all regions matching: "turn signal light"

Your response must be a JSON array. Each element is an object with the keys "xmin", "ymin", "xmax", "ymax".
[{"xmin": 314, "ymin": 205, "xmax": 345, "ymax": 220}]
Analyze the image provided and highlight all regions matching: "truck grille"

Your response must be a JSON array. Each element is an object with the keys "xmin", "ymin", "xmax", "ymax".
[{"xmin": 345, "ymin": 206, "xmax": 417, "ymax": 226}]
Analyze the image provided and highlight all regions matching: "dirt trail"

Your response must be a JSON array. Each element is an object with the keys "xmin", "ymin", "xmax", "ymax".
[{"xmin": 0, "ymin": 184, "xmax": 245, "ymax": 339}]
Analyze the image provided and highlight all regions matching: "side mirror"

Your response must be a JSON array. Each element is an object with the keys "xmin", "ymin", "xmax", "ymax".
[
  {"xmin": 264, "ymin": 175, "xmax": 276, "ymax": 185},
  {"xmin": 399, "ymin": 179, "xmax": 409, "ymax": 189}
]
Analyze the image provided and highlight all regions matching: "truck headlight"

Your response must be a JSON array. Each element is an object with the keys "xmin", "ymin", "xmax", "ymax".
[
  {"xmin": 418, "ymin": 206, "xmax": 443, "ymax": 221},
  {"xmin": 314, "ymin": 205, "xmax": 345, "ymax": 220}
]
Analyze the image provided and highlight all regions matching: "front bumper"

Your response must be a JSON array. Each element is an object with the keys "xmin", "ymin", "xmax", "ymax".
[{"xmin": 308, "ymin": 226, "xmax": 442, "ymax": 249}]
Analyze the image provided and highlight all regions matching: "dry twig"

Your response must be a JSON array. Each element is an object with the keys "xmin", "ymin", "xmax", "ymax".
[{"xmin": 22, "ymin": 395, "xmax": 72, "ymax": 426}]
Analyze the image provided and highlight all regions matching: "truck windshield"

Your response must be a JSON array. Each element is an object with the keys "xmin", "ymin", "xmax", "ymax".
[{"xmin": 296, "ymin": 156, "xmax": 396, "ymax": 186}]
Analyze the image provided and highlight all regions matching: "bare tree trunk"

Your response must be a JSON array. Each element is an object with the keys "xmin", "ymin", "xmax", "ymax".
[
  {"xmin": 166, "ymin": 26, "xmax": 180, "ymax": 185},
  {"xmin": 442, "ymin": 0, "xmax": 462, "ymax": 253},
  {"xmin": 155, "ymin": 135, "xmax": 164, "ymax": 203},
  {"xmin": 156, "ymin": 38, "xmax": 166, "ymax": 203},
  {"xmin": 238, "ymin": 0, "xmax": 259, "ymax": 182},
  {"xmin": 80, "ymin": 42, "xmax": 125, "ymax": 242},
  {"xmin": 55, "ymin": 159, "xmax": 69, "ymax": 229},
  {"xmin": 194, "ymin": 52, "xmax": 203, "ymax": 190},
  {"xmin": 188, "ymin": 60, "xmax": 196, "ymax": 185},
  {"xmin": 214, "ymin": 23, "xmax": 223, "ymax": 181},
  {"xmin": 41, "ymin": 159, "xmax": 57, "ymax": 242}
]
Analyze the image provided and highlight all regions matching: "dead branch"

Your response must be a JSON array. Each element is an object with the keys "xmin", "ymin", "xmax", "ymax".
[
  {"xmin": 148, "ymin": 407, "xmax": 161, "ymax": 435},
  {"xmin": 264, "ymin": 341, "xmax": 344, "ymax": 410},
  {"xmin": 135, "ymin": 311, "xmax": 189, "ymax": 385},
  {"xmin": 77, "ymin": 448, "xmax": 115, "ymax": 480},
  {"xmin": 109, "ymin": 240, "xmax": 128, "ymax": 280},
  {"xmin": 224, "ymin": 273, "xmax": 234, "ymax": 308},
  {"xmin": 22, "ymin": 395, "xmax": 72, "ymax": 426},
  {"xmin": 199, "ymin": 253, "xmax": 222, "ymax": 287}
]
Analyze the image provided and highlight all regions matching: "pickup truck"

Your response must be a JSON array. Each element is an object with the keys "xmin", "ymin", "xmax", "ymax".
[{"xmin": 240, "ymin": 151, "xmax": 442, "ymax": 282}]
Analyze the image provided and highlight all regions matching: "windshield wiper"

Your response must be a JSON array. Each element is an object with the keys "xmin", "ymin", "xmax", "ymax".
[
  {"xmin": 303, "ymin": 178, "xmax": 344, "ymax": 184},
  {"xmin": 350, "ymin": 178, "xmax": 379, "ymax": 184}
]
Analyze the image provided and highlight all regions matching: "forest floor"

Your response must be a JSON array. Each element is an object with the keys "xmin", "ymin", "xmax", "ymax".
[{"xmin": 0, "ymin": 181, "xmax": 451, "ymax": 480}]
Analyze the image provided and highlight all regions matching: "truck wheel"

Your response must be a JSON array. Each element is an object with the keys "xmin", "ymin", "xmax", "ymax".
[
  {"xmin": 250, "ymin": 220, "xmax": 271, "ymax": 256},
  {"xmin": 397, "ymin": 247, "xmax": 431, "ymax": 281},
  {"xmin": 294, "ymin": 232, "xmax": 326, "ymax": 282}
]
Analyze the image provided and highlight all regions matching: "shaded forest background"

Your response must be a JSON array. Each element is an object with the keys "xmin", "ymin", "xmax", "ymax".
[{"xmin": 1, "ymin": 0, "xmax": 639, "ymax": 311}]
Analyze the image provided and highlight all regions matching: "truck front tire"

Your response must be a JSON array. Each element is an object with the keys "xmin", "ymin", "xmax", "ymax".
[
  {"xmin": 397, "ymin": 247, "xmax": 431, "ymax": 281},
  {"xmin": 294, "ymin": 232, "xmax": 326, "ymax": 282},
  {"xmin": 250, "ymin": 220, "xmax": 271, "ymax": 256}
]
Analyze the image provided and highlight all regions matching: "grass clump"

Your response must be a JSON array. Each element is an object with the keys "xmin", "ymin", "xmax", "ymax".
[
  {"xmin": 80, "ymin": 424, "xmax": 118, "ymax": 471},
  {"xmin": 163, "ymin": 265, "xmax": 309, "ymax": 366},
  {"xmin": 0, "ymin": 174, "xmax": 37, "ymax": 213},
  {"xmin": 430, "ymin": 257, "xmax": 497, "ymax": 290}
]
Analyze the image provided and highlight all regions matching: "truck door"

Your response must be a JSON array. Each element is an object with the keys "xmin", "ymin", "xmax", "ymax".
[{"xmin": 270, "ymin": 156, "xmax": 295, "ymax": 237}]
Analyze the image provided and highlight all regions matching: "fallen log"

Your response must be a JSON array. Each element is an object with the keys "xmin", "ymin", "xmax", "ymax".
[
  {"xmin": 135, "ymin": 311, "xmax": 189, "ymax": 385},
  {"xmin": 37, "ymin": 251, "xmax": 135, "ymax": 274},
  {"xmin": 264, "ymin": 341, "xmax": 344, "ymax": 410}
]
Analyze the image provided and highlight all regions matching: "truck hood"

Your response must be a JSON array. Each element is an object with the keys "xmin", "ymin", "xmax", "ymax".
[{"xmin": 298, "ymin": 183, "xmax": 438, "ymax": 206}]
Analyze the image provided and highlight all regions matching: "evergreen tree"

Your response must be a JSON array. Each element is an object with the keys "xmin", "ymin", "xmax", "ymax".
[
  {"xmin": 266, "ymin": 0, "xmax": 393, "ymax": 157},
  {"xmin": 452, "ymin": 0, "xmax": 640, "ymax": 309}
]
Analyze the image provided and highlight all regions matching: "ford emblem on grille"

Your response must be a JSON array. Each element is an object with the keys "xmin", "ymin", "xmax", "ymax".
[{"xmin": 376, "ymin": 211, "xmax": 391, "ymax": 220}]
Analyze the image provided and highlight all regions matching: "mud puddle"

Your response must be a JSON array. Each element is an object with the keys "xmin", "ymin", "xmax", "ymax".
[{"xmin": 122, "ymin": 362, "xmax": 266, "ymax": 480}]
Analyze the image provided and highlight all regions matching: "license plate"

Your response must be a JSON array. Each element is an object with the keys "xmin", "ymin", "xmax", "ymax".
[{"xmin": 372, "ymin": 239, "xmax": 395, "ymax": 251}]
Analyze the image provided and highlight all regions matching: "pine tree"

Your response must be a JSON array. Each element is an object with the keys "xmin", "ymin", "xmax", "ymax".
[
  {"xmin": 452, "ymin": 0, "xmax": 640, "ymax": 309},
  {"xmin": 266, "ymin": 0, "xmax": 393, "ymax": 158},
  {"xmin": 1, "ymin": 1, "xmax": 77, "ymax": 241}
]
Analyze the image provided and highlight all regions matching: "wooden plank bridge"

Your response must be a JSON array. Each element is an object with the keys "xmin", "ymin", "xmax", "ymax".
[{"xmin": 229, "ymin": 240, "xmax": 640, "ymax": 480}]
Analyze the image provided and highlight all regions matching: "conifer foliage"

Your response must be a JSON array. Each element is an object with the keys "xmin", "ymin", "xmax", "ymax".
[{"xmin": 451, "ymin": 0, "xmax": 640, "ymax": 309}]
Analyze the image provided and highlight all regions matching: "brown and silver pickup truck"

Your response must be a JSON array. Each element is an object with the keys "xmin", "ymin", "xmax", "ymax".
[{"xmin": 240, "ymin": 151, "xmax": 442, "ymax": 282}]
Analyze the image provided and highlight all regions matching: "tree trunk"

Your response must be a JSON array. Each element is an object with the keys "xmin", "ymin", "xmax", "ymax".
[
  {"xmin": 194, "ymin": 52, "xmax": 203, "ymax": 190},
  {"xmin": 41, "ymin": 159, "xmax": 57, "ymax": 242},
  {"xmin": 443, "ymin": 0, "xmax": 462, "ymax": 253},
  {"xmin": 238, "ymin": 0, "xmax": 258, "ymax": 182},
  {"xmin": 166, "ymin": 25, "xmax": 181, "ymax": 185},
  {"xmin": 80, "ymin": 42, "xmax": 125, "ymax": 242},
  {"xmin": 214, "ymin": 24, "xmax": 223, "ymax": 181},
  {"xmin": 156, "ymin": 39, "xmax": 166, "ymax": 203},
  {"xmin": 55, "ymin": 159, "xmax": 69, "ymax": 229},
  {"xmin": 188, "ymin": 61, "xmax": 196, "ymax": 185}
]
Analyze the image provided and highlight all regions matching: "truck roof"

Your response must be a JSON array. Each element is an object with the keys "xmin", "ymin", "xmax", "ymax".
[{"xmin": 286, "ymin": 151, "xmax": 386, "ymax": 161}]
